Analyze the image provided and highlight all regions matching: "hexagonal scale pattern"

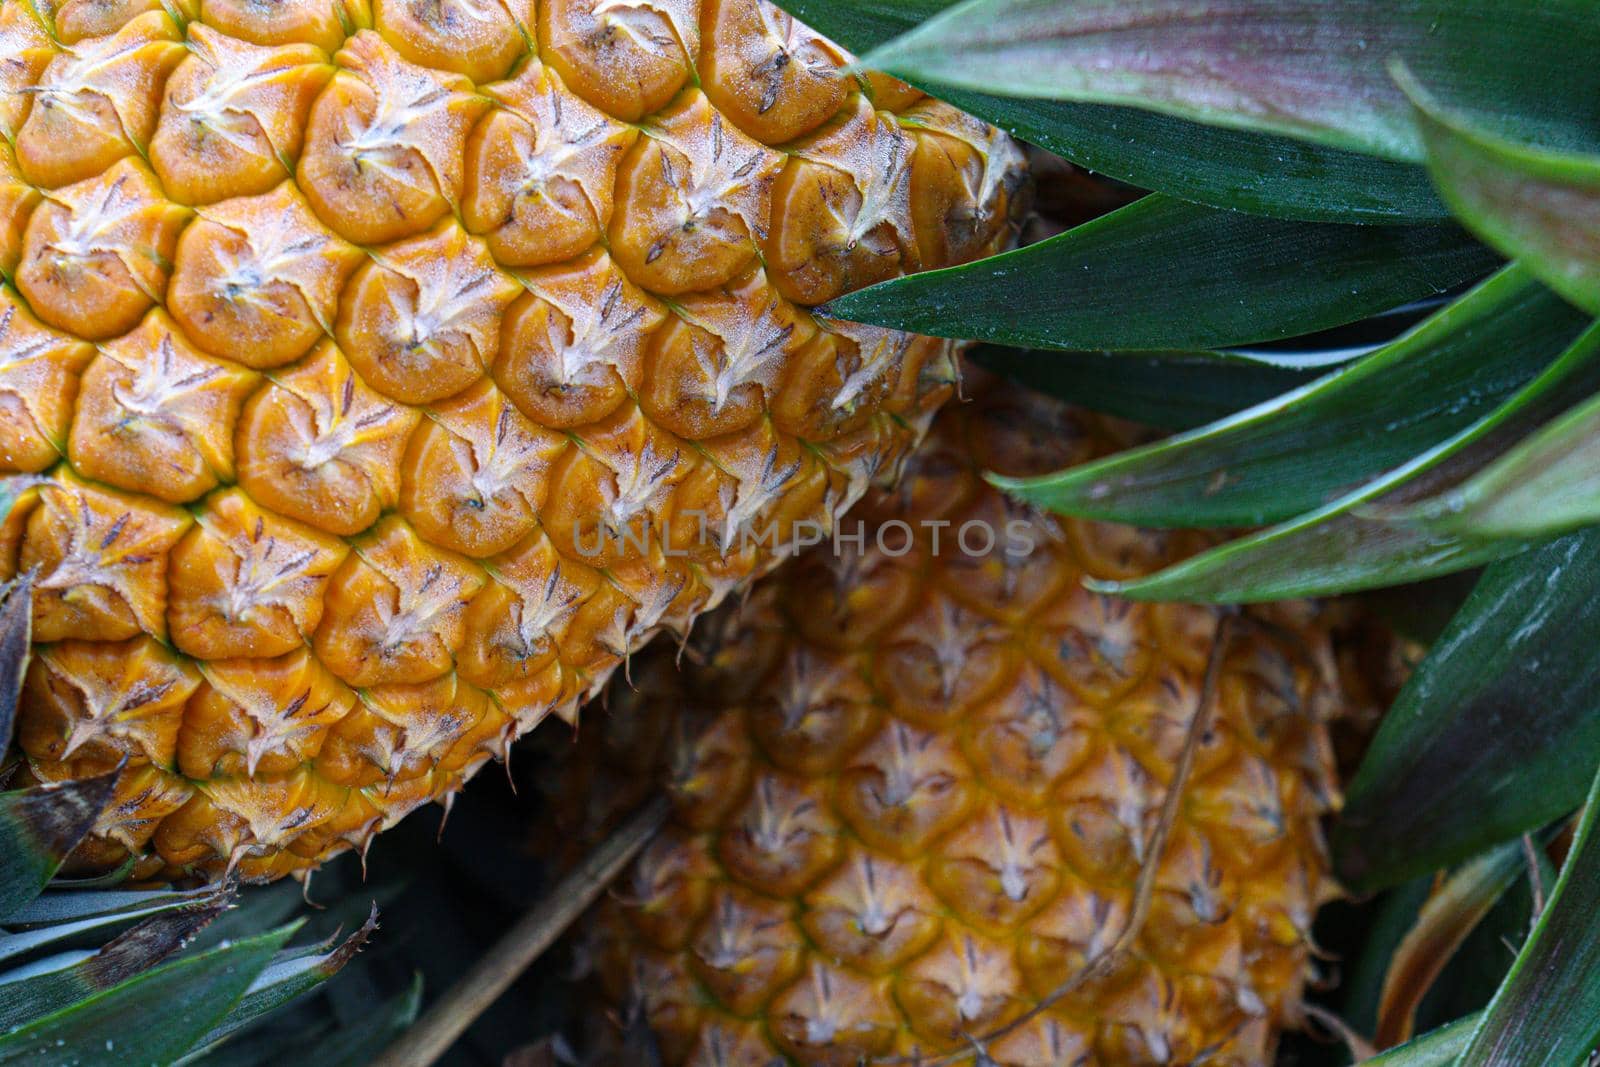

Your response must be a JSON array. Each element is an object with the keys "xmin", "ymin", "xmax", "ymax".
[
  {"xmin": 0, "ymin": 0, "xmax": 1027, "ymax": 882},
  {"xmin": 562, "ymin": 373, "xmax": 1387, "ymax": 1065}
]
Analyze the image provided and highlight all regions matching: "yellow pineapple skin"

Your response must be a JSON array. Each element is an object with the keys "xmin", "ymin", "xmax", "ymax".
[
  {"xmin": 571, "ymin": 373, "xmax": 1376, "ymax": 1066},
  {"xmin": 0, "ymin": 0, "xmax": 1026, "ymax": 882}
]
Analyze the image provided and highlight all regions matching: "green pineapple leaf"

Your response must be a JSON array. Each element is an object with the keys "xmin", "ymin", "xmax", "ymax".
[
  {"xmin": 1397, "ymin": 64, "xmax": 1600, "ymax": 315},
  {"xmin": 1454, "ymin": 761, "xmax": 1600, "ymax": 1064},
  {"xmin": 1335, "ymin": 529, "xmax": 1600, "ymax": 891},
  {"xmin": 951, "ymin": 89, "xmax": 1445, "ymax": 224},
  {"xmin": 1088, "ymin": 320, "xmax": 1600, "ymax": 601},
  {"xmin": 1383, "ymin": 385, "xmax": 1600, "ymax": 541},
  {"xmin": 0, "ymin": 887, "xmax": 225, "ymax": 965},
  {"xmin": 784, "ymin": 1, "xmax": 1448, "ymax": 222},
  {"xmin": 0, "ymin": 893, "xmax": 232, "ymax": 1031},
  {"xmin": 1364, "ymin": 1015, "xmax": 1481, "ymax": 1066},
  {"xmin": 856, "ymin": 0, "xmax": 1600, "ymax": 163},
  {"xmin": 182, "ymin": 975, "xmax": 423, "ymax": 1067},
  {"xmin": 179, "ymin": 905, "xmax": 380, "ymax": 1061},
  {"xmin": 971, "ymin": 345, "xmax": 1344, "ymax": 430},
  {"xmin": 0, "ymin": 925, "xmax": 293, "ymax": 1066},
  {"xmin": 780, "ymin": 0, "xmax": 946, "ymax": 46},
  {"xmin": 822, "ymin": 196, "xmax": 1496, "ymax": 351},
  {"xmin": 992, "ymin": 265, "xmax": 1584, "ymax": 526},
  {"xmin": 0, "ymin": 772, "xmax": 120, "ymax": 922}
]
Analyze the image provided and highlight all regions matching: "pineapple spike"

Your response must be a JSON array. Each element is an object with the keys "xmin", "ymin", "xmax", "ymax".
[
  {"xmin": 436, "ymin": 790, "xmax": 457, "ymax": 841},
  {"xmin": 294, "ymin": 867, "xmax": 324, "ymax": 908}
]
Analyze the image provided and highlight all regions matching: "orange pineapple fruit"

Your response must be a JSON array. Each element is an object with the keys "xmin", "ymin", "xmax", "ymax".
[
  {"xmin": 567, "ymin": 371, "xmax": 1393, "ymax": 1065},
  {"xmin": 0, "ymin": 0, "xmax": 1026, "ymax": 882}
]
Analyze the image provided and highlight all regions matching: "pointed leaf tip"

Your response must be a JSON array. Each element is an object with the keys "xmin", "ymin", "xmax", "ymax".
[
  {"xmin": 998, "ymin": 266, "xmax": 1586, "ymax": 529},
  {"xmin": 319, "ymin": 902, "xmax": 380, "ymax": 976},
  {"xmin": 1394, "ymin": 61, "xmax": 1600, "ymax": 317},
  {"xmin": 825, "ymin": 195, "xmax": 1496, "ymax": 353},
  {"xmin": 1, "ymin": 769, "xmax": 121, "ymax": 920}
]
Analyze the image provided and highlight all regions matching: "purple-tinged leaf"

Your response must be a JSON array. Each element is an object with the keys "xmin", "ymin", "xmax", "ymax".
[
  {"xmin": 859, "ymin": 0, "xmax": 1600, "ymax": 163},
  {"xmin": 995, "ymin": 265, "xmax": 1583, "ymax": 527},
  {"xmin": 1382, "ymin": 387, "xmax": 1600, "ymax": 541},
  {"xmin": 1088, "ymin": 320, "xmax": 1600, "ymax": 602}
]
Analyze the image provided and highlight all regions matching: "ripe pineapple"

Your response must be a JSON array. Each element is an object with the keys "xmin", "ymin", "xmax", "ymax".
[
  {"xmin": 0, "ymin": 0, "xmax": 1026, "ymax": 883},
  {"xmin": 570, "ymin": 371, "xmax": 1394, "ymax": 1066},
  {"xmin": 0, "ymin": 576, "xmax": 397, "ymax": 1065}
]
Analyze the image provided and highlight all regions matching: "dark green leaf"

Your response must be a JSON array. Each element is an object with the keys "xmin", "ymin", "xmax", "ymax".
[
  {"xmin": 5, "ymin": 887, "xmax": 215, "ymax": 928},
  {"xmin": 1457, "ymin": 762, "xmax": 1600, "ymax": 1065},
  {"xmin": 0, "ymin": 574, "xmax": 30, "ymax": 754},
  {"xmin": 1388, "ymin": 387, "xmax": 1600, "ymax": 541},
  {"xmin": 182, "ymin": 905, "xmax": 379, "ymax": 1059},
  {"xmin": 995, "ymin": 266, "xmax": 1586, "ymax": 525},
  {"xmin": 1398, "ymin": 64, "xmax": 1600, "ymax": 315},
  {"xmin": 971, "ymin": 345, "xmax": 1340, "ymax": 430},
  {"xmin": 0, "ymin": 887, "xmax": 224, "ymax": 965},
  {"xmin": 184, "ymin": 975, "xmax": 422, "ymax": 1067},
  {"xmin": 939, "ymin": 94, "xmax": 1447, "ymax": 223},
  {"xmin": 780, "ymin": 0, "xmax": 949, "ymax": 47},
  {"xmin": 0, "ymin": 926, "xmax": 291, "ymax": 1066},
  {"xmin": 1090, "ymin": 320, "xmax": 1600, "ymax": 601},
  {"xmin": 1365, "ymin": 1015, "xmax": 1481, "ymax": 1066},
  {"xmin": 859, "ymin": 0, "xmax": 1600, "ymax": 163},
  {"xmin": 0, "ymin": 898, "xmax": 228, "ymax": 1030},
  {"xmin": 1336, "ymin": 529, "xmax": 1600, "ymax": 890},
  {"xmin": 823, "ymin": 196, "xmax": 1496, "ymax": 351},
  {"xmin": 0, "ymin": 772, "xmax": 118, "ymax": 922}
]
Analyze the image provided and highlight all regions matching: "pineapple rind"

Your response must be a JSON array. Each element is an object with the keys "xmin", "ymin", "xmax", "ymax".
[
  {"xmin": 0, "ymin": 0, "xmax": 1027, "ymax": 881},
  {"xmin": 570, "ymin": 373, "xmax": 1356, "ymax": 1065}
]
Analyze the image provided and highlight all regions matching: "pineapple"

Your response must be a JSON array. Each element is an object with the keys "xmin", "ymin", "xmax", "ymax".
[
  {"xmin": 0, "ymin": 0, "xmax": 1026, "ymax": 883},
  {"xmin": 0, "ymin": 575, "xmax": 401, "ymax": 1065},
  {"xmin": 568, "ymin": 370, "xmax": 1396, "ymax": 1066}
]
